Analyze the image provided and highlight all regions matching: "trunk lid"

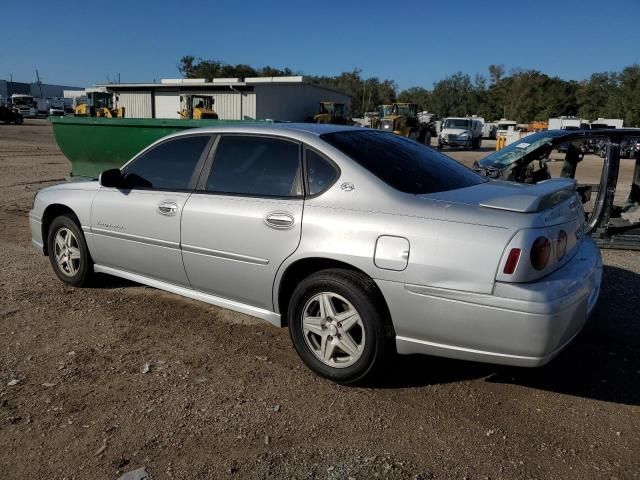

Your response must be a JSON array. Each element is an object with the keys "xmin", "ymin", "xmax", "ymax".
[{"xmin": 420, "ymin": 178, "xmax": 579, "ymax": 221}]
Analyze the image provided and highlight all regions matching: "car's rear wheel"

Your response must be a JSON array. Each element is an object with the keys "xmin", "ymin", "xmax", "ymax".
[
  {"xmin": 287, "ymin": 269, "xmax": 393, "ymax": 384},
  {"xmin": 47, "ymin": 215, "xmax": 93, "ymax": 287}
]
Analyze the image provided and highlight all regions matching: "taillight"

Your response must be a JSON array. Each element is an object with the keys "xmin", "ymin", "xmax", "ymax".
[
  {"xmin": 530, "ymin": 236, "xmax": 551, "ymax": 271},
  {"xmin": 556, "ymin": 230, "xmax": 567, "ymax": 260},
  {"xmin": 503, "ymin": 248, "xmax": 521, "ymax": 274}
]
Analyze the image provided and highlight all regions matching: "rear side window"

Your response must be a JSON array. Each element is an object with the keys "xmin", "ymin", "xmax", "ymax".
[
  {"xmin": 123, "ymin": 135, "xmax": 210, "ymax": 190},
  {"xmin": 306, "ymin": 149, "xmax": 339, "ymax": 196},
  {"xmin": 321, "ymin": 130, "xmax": 486, "ymax": 194},
  {"xmin": 207, "ymin": 135, "xmax": 301, "ymax": 197}
]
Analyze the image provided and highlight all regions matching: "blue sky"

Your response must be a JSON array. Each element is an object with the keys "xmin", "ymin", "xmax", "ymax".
[{"xmin": 1, "ymin": 0, "xmax": 639, "ymax": 90}]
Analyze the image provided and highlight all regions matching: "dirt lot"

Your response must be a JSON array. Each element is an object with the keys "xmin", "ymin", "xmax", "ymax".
[{"xmin": 1, "ymin": 120, "xmax": 639, "ymax": 479}]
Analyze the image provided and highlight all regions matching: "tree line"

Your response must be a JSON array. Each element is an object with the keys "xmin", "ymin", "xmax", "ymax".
[{"xmin": 178, "ymin": 57, "xmax": 640, "ymax": 126}]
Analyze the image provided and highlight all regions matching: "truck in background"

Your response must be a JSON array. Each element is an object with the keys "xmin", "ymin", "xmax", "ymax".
[
  {"xmin": 548, "ymin": 116, "xmax": 589, "ymax": 130},
  {"xmin": 483, "ymin": 121, "xmax": 497, "ymax": 139},
  {"xmin": 590, "ymin": 118, "xmax": 624, "ymax": 129},
  {"xmin": 437, "ymin": 117, "xmax": 484, "ymax": 149},
  {"xmin": 496, "ymin": 118, "xmax": 518, "ymax": 137},
  {"xmin": 10, "ymin": 94, "xmax": 36, "ymax": 117},
  {"xmin": 48, "ymin": 97, "xmax": 71, "ymax": 116}
]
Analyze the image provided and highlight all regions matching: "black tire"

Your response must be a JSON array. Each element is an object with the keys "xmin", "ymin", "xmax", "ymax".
[
  {"xmin": 287, "ymin": 269, "xmax": 394, "ymax": 384},
  {"xmin": 15, "ymin": 117, "xmax": 23, "ymax": 125},
  {"xmin": 47, "ymin": 214, "xmax": 93, "ymax": 287}
]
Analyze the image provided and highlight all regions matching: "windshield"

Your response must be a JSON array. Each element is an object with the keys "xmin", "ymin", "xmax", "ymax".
[
  {"xmin": 498, "ymin": 123, "xmax": 516, "ymax": 130},
  {"xmin": 380, "ymin": 105, "xmax": 393, "ymax": 117},
  {"xmin": 394, "ymin": 104, "xmax": 416, "ymax": 116},
  {"xmin": 443, "ymin": 119, "xmax": 471, "ymax": 130},
  {"xmin": 12, "ymin": 97, "xmax": 33, "ymax": 106},
  {"xmin": 480, "ymin": 131, "xmax": 566, "ymax": 166},
  {"xmin": 321, "ymin": 130, "xmax": 486, "ymax": 194}
]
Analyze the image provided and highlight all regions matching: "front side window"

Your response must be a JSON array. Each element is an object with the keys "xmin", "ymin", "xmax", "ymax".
[
  {"xmin": 207, "ymin": 135, "xmax": 301, "ymax": 197},
  {"xmin": 306, "ymin": 149, "xmax": 339, "ymax": 196},
  {"xmin": 122, "ymin": 135, "xmax": 210, "ymax": 190},
  {"xmin": 321, "ymin": 130, "xmax": 486, "ymax": 194}
]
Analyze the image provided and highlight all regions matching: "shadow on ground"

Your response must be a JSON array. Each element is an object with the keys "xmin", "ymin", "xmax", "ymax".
[
  {"xmin": 89, "ymin": 272, "xmax": 139, "ymax": 290},
  {"xmin": 374, "ymin": 265, "xmax": 640, "ymax": 406}
]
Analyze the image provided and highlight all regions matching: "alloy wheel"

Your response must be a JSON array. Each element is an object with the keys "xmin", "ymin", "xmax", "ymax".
[
  {"xmin": 301, "ymin": 292, "xmax": 365, "ymax": 368},
  {"xmin": 53, "ymin": 227, "xmax": 81, "ymax": 276}
]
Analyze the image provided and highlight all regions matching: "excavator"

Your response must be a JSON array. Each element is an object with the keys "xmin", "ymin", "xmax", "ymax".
[
  {"xmin": 378, "ymin": 102, "xmax": 431, "ymax": 144},
  {"xmin": 74, "ymin": 88, "xmax": 124, "ymax": 118},
  {"xmin": 179, "ymin": 94, "xmax": 218, "ymax": 120},
  {"xmin": 313, "ymin": 101, "xmax": 349, "ymax": 125}
]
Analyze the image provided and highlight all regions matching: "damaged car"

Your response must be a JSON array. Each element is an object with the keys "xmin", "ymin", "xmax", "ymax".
[{"xmin": 474, "ymin": 129, "xmax": 640, "ymax": 250}]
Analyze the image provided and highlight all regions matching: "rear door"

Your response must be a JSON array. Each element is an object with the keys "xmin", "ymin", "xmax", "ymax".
[
  {"xmin": 180, "ymin": 134, "xmax": 303, "ymax": 310},
  {"xmin": 90, "ymin": 134, "xmax": 213, "ymax": 285}
]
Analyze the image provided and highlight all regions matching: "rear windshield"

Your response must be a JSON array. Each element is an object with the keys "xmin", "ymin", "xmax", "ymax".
[{"xmin": 321, "ymin": 130, "xmax": 486, "ymax": 194}]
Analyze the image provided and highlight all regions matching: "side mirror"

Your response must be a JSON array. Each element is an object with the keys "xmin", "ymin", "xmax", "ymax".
[{"xmin": 99, "ymin": 168, "xmax": 123, "ymax": 188}]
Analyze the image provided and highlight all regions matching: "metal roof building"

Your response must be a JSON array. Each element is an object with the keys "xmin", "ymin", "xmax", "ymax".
[{"xmin": 98, "ymin": 76, "xmax": 351, "ymax": 122}]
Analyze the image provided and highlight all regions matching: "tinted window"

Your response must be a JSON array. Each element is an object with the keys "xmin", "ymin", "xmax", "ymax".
[
  {"xmin": 306, "ymin": 149, "xmax": 339, "ymax": 195},
  {"xmin": 321, "ymin": 130, "xmax": 485, "ymax": 194},
  {"xmin": 123, "ymin": 135, "xmax": 210, "ymax": 190},
  {"xmin": 207, "ymin": 135, "xmax": 301, "ymax": 197}
]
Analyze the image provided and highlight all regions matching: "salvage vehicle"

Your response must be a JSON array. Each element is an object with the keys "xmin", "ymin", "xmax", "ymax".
[
  {"xmin": 438, "ymin": 117, "xmax": 483, "ymax": 149},
  {"xmin": 30, "ymin": 124, "xmax": 602, "ymax": 383},
  {"xmin": 0, "ymin": 105, "xmax": 24, "ymax": 124},
  {"xmin": 474, "ymin": 129, "xmax": 640, "ymax": 250}
]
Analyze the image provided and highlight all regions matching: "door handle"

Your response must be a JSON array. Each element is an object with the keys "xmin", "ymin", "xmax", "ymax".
[
  {"xmin": 265, "ymin": 212, "xmax": 295, "ymax": 229},
  {"xmin": 157, "ymin": 201, "xmax": 179, "ymax": 216}
]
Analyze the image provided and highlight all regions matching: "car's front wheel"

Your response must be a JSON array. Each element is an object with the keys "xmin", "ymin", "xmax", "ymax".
[
  {"xmin": 287, "ymin": 269, "xmax": 393, "ymax": 384},
  {"xmin": 47, "ymin": 214, "xmax": 93, "ymax": 287}
]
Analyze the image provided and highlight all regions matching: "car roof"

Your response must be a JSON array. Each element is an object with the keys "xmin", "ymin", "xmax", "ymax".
[{"xmin": 170, "ymin": 122, "xmax": 365, "ymax": 138}]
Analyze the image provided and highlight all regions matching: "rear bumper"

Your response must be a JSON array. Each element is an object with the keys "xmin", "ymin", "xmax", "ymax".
[{"xmin": 377, "ymin": 237, "xmax": 602, "ymax": 367}]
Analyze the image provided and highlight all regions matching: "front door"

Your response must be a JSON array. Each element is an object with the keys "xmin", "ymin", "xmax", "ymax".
[
  {"xmin": 181, "ymin": 134, "xmax": 303, "ymax": 310},
  {"xmin": 90, "ymin": 134, "xmax": 212, "ymax": 285}
]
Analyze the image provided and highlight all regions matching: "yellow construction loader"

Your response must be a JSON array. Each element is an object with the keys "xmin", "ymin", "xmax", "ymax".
[
  {"xmin": 74, "ymin": 88, "xmax": 124, "ymax": 118},
  {"xmin": 313, "ymin": 101, "xmax": 349, "ymax": 124},
  {"xmin": 179, "ymin": 95, "xmax": 218, "ymax": 120},
  {"xmin": 378, "ymin": 103, "xmax": 431, "ymax": 144}
]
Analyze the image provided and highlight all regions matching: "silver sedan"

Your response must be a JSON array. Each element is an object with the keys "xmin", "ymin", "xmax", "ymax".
[{"xmin": 29, "ymin": 124, "xmax": 602, "ymax": 383}]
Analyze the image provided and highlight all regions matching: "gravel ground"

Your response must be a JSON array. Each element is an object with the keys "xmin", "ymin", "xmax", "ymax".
[{"xmin": 1, "ymin": 120, "xmax": 639, "ymax": 479}]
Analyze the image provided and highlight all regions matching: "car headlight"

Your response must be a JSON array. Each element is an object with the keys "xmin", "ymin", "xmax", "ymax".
[{"xmin": 459, "ymin": 132, "xmax": 470, "ymax": 138}]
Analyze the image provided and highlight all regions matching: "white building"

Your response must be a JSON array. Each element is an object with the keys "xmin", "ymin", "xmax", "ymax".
[{"xmin": 97, "ymin": 76, "xmax": 351, "ymax": 121}]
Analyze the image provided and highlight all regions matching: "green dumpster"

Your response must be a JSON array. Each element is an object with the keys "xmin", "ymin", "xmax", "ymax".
[{"xmin": 50, "ymin": 116, "xmax": 266, "ymax": 179}]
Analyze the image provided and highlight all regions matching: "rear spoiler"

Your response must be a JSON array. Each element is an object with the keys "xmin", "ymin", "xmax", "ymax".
[{"xmin": 479, "ymin": 178, "xmax": 577, "ymax": 213}]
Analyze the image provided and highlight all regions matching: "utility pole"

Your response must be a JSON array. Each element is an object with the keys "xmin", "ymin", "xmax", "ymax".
[
  {"xmin": 35, "ymin": 69, "xmax": 43, "ymax": 99},
  {"xmin": 361, "ymin": 79, "xmax": 367, "ymax": 117}
]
